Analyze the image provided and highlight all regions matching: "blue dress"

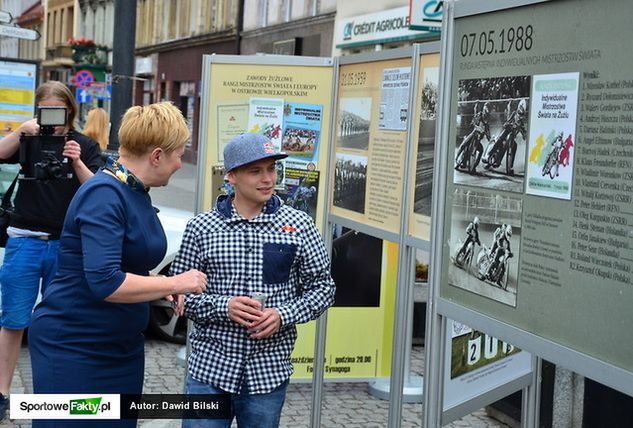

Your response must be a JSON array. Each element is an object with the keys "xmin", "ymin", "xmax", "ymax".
[{"xmin": 28, "ymin": 170, "xmax": 167, "ymax": 428}]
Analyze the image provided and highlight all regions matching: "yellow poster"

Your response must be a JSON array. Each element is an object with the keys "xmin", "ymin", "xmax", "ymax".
[
  {"xmin": 201, "ymin": 61, "xmax": 333, "ymax": 231},
  {"xmin": 216, "ymin": 103, "xmax": 249, "ymax": 162},
  {"xmin": 408, "ymin": 53, "xmax": 440, "ymax": 241},
  {"xmin": 199, "ymin": 57, "xmax": 398, "ymax": 380},
  {"xmin": 0, "ymin": 60, "xmax": 37, "ymax": 138},
  {"xmin": 331, "ymin": 58, "xmax": 412, "ymax": 235},
  {"xmin": 291, "ymin": 240, "xmax": 398, "ymax": 379}
]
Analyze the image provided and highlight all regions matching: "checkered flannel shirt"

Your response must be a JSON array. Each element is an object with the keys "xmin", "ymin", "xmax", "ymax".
[{"xmin": 171, "ymin": 194, "xmax": 335, "ymax": 394}]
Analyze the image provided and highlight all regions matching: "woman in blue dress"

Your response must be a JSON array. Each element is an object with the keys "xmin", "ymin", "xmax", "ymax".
[{"xmin": 28, "ymin": 102, "xmax": 208, "ymax": 427}]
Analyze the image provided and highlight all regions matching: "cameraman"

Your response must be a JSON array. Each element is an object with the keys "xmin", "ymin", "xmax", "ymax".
[{"xmin": 0, "ymin": 81, "xmax": 102, "ymax": 419}]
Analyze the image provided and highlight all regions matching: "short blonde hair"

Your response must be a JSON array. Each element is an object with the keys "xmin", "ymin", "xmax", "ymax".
[
  {"xmin": 118, "ymin": 102, "xmax": 189, "ymax": 156},
  {"xmin": 83, "ymin": 108, "xmax": 110, "ymax": 150}
]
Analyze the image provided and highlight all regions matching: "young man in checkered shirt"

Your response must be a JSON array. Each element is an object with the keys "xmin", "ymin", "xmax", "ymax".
[{"xmin": 172, "ymin": 133, "xmax": 335, "ymax": 428}]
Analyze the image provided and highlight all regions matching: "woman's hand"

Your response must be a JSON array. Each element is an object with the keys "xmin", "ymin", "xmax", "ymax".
[
  {"xmin": 165, "ymin": 294, "xmax": 185, "ymax": 316},
  {"xmin": 171, "ymin": 269, "xmax": 207, "ymax": 295}
]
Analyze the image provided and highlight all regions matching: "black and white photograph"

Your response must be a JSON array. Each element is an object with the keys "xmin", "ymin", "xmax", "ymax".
[
  {"xmin": 413, "ymin": 68, "xmax": 439, "ymax": 217},
  {"xmin": 447, "ymin": 187, "xmax": 522, "ymax": 307},
  {"xmin": 337, "ymin": 97, "xmax": 372, "ymax": 150},
  {"xmin": 333, "ymin": 153, "xmax": 367, "ymax": 214},
  {"xmin": 453, "ymin": 76, "xmax": 531, "ymax": 194}
]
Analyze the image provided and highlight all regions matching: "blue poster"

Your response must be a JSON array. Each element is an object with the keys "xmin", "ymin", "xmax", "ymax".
[{"xmin": 281, "ymin": 102, "xmax": 323, "ymax": 166}]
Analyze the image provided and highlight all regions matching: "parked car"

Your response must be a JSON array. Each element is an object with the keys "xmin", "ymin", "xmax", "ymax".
[
  {"xmin": 149, "ymin": 205, "xmax": 192, "ymax": 344},
  {"xmin": 0, "ymin": 164, "xmax": 192, "ymax": 344}
]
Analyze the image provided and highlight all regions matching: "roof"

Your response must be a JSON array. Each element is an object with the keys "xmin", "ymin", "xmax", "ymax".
[{"xmin": 16, "ymin": 2, "xmax": 43, "ymax": 26}]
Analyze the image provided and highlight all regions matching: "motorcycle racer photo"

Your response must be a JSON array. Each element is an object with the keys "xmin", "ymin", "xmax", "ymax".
[
  {"xmin": 456, "ymin": 216, "xmax": 481, "ymax": 261},
  {"xmin": 486, "ymin": 224, "xmax": 514, "ymax": 286},
  {"xmin": 483, "ymin": 99, "xmax": 527, "ymax": 176},
  {"xmin": 455, "ymin": 101, "xmax": 491, "ymax": 172}
]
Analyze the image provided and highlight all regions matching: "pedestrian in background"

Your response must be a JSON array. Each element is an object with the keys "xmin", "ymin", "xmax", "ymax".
[
  {"xmin": 28, "ymin": 102, "xmax": 208, "ymax": 428},
  {"xmin": 172, "ymin": 133, "xmax": 335, "ymax": 428},
  {"xmin": 83, "ymin": 107, "xmax": 110, "ymax": 151},
  {"xmin": 0, "ymin": 81, "xmax": 102, "ymax": 420}
]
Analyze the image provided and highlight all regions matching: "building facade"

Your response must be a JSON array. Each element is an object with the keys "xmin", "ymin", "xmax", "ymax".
[
  {"xmin": 41, "ymin": 0, "xmax": 74, "ymax": 82},
  {"xmin": 240, "ymin": 0, "xmax": 336, "ymax": 57},
  {"xmin": 134, "ymin": 0, "xmax": 241, "ymax": 163},
  {"xmin": 332, "ymin": 0, "xmax": 438, "ymax": 56},
  {"xmin": 15, "ymin": 1, "xmax": 43, "ymax": 62}
]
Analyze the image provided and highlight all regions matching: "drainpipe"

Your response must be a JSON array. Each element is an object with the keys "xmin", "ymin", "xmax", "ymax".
[{"xmin": 235, "ymin": 0, "xmax": 244, "ymax": 55}]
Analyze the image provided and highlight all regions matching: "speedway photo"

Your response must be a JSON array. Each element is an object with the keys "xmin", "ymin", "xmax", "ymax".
[
  {"xmin": 453, "ymin": 76, "xmax": 531, "ymax": 194},
  {"xmin": 447, "ymin": 187, "xmax": 522, "ymax": 307}
]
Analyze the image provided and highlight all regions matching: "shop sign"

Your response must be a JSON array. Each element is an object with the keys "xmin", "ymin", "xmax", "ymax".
[{"xmin": 335, "ymin": 6, "xmax": 434, "ymax": 48}]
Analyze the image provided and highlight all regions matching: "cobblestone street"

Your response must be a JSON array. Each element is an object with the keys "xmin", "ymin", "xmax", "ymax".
[{"xmin": 1, "ymin": 336, "xmax": 509, "ymax": 428}]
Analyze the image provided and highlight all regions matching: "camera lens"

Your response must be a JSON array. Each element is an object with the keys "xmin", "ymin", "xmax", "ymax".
[{"xmin": 48, "ymin": 163, "xmax": 63, "ymax": 179}]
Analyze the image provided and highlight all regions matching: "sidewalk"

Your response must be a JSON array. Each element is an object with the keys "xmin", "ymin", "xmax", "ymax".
[
  {"xmin": 2, "ymin": 338, "xmax": 509, "ymax": 428},
  {"xmin": 150, "ymin": 161, "xmax": 198, "ymax": 212}
]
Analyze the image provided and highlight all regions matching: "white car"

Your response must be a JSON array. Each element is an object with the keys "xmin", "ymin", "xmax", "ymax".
[{"xmin": 149, "ymin": 205, "xmax": 192, "ymax": 344}]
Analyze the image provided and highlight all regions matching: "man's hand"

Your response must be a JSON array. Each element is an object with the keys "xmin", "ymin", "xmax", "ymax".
[
  {"xmin": 228, "ymin": 296, "xmax": 264, "ymax": 328},
  {"xmin": 249, "ymin": 308, "xmax": 281, "ymax": 339}
]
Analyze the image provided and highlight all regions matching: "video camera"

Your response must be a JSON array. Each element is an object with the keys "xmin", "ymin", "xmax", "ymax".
[{"xmin": 19, "ymin": 106, "xmax": 73, "ymax": 180}]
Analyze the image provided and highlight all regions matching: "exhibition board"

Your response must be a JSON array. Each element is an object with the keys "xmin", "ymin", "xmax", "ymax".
[
  {"xmin": 434, "ymin": 0, "xmax": 633, "ymax": 397},
  {"xmin": 330, "ymin": 52, "xmax": 413, "ymax": 237},
  {"xmin": 0, "ymin": 57, "xmax": 37, "ymax": 138},
  {"xmin": 197, "ymin": 55, "xmax": 399, "ymax": 380}
]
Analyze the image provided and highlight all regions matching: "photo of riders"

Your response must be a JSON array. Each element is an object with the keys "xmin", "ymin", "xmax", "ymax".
[
  {"xmin": 453, "ymin": 76, "xmax": 531, "ymax": 194},
  {"xmin": 447, "ymin": 187, "xmax": 522, "ymax": 307}
]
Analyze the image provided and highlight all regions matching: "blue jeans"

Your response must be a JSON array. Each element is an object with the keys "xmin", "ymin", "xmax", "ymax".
[
  {"xmin": 182, "ymin": 374, "xmax": 288, "ymax": 428},
  {"xmin": 0, "ymin": 237, "xmax": 60, "ymax": 329}
]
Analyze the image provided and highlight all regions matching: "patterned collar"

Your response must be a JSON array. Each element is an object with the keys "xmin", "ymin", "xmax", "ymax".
[
  {"xmin": 103, "ymin": 156, "xmax": 149, "ymax": 193},
  {"xmin": 216, "ymin": 194, "xmax": 281, "ymax": 222}
]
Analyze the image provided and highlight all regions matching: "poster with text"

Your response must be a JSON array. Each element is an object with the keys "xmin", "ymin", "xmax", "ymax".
[
  {"xmin": 248, "ymin": 97, "xmax": 285, "ymax": 150},
  {"xmin": 331, "ymin": 58, "xmax": 413, "ymax": 235},
  {"xmin": 0, "ymin": 60, "xmax": 37, "ymax": 138},
  {"xmin": 443, "ymin": 319, "xmax": 531, "ymax": 410},
  {"xmin": 379, "ymin": 67, "xmax": 411, "ymax": 131},
  {"xmin": 216, "ymin": 103, "xmax": 249, "ymax": 162},
  {"xmin": 278, "ymin": 168, "xmax": 320, "ymax": 221},
  {"xmin": 281, "ymin": 102, "xmax": 323, "ymax": 169},
  {"xmin": 440, "ymin": 0, "xmax": 633, "ymax": 378},
  {"xmin": 201, "ymin": 59, "xmax": 402, "ymax": 380},
  {"xmin": 525, "ymin": 72, "xmax": 579, "ymax": 200},
  {"xmin": 291, "ymin": 239, "xmax": 398, "ymax": 379}
]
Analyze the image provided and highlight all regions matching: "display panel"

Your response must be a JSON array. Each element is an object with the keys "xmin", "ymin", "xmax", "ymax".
[
  {"xmin": 331, "ymin": 58, "xmax": 413, "ymax": 235},
  {"xmin": 0, "ymin": 58, "xmax": 37, "ymax": 138},
  {"xmin": 440, "ymin": 0, "xmax": 633, "ymax": 376}
]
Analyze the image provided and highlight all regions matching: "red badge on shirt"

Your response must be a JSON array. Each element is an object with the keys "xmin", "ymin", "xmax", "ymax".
[{"xmin": 281, "ymin": 225, "xmax": 297, "ymax": 232}]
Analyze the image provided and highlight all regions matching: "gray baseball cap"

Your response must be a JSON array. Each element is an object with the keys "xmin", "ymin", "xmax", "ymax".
[{"xmin": 223, "ymin": 133, "xmax": 288, "ymax": 173}]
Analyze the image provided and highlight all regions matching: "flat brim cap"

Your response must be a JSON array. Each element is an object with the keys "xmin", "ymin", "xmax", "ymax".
[{"xmin": 223, "ymin": 132, "xmax": 288, "ymax": 173}]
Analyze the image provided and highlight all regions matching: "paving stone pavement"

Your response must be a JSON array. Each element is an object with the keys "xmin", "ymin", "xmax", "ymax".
[{"xmin": 1, "ymin": 337, "xmax": 510, "ymax": 428}]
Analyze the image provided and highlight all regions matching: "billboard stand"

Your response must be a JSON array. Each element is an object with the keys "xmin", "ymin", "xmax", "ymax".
[
  {"xmin": 368, "ymin": 246, "xmax": 423, "ymax": 404},
  {"xmin": 424, "ymin": 2, "xmax": 537, "ymax": 426}
]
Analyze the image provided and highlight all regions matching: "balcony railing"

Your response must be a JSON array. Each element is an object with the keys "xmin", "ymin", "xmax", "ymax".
[{"xmin": 45, "ymin": 44, "xmax": 73, "ymax": 62}]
